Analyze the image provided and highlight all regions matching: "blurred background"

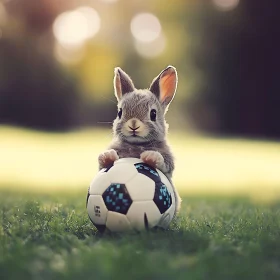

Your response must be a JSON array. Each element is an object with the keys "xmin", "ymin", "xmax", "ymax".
[{"xmin": 0, "ymin": 0, "xmax": 280, "ymax": 199}]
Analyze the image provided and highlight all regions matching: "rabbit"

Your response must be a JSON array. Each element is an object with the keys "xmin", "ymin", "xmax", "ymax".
[{"xmin": 98, "ymin": 65, "xmax": 181, "ymax": 213}]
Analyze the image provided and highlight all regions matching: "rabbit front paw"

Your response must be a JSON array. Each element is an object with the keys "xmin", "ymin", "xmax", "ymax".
[
  {"xmin": 140, "ymin": 151, "xmax": 166, "ymax": 171},
  {"xmin": 98, "ymin": 149, "xmax": 119, "ymax": 169}
]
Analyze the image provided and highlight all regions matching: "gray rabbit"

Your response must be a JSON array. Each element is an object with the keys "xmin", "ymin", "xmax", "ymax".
[{"xmin": 98, "ymin": 66, "xmax": 181, "ymax": 213}]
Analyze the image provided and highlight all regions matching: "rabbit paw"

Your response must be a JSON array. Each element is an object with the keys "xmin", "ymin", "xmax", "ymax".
[
  {"xmin": 98, "ymin": 149, "xmax": 119, "ymax": 169},
  {"xmin": 140, "ymin": 151, "xmax": 165, "ymax": 171}
]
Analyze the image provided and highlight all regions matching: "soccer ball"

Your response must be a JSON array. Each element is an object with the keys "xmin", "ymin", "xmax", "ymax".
[{"xmin": 87, "ymin": 158, "xmax": 176, "ymax": 232}]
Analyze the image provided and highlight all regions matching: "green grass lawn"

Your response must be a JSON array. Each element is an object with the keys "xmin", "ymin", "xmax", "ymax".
[
  {"xmin": 1, "ymin": 190, "xmax": 280, "ymax": 280},
  {"xmin": 1, "ymin": 126, "xmax": 280, "ymax": 279}
]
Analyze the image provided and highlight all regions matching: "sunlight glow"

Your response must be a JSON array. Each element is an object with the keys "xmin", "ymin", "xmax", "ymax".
[
  {"xmin": 1, "ymin": 127, "xmax": 280, "ymax": 203},
  {"xmin": 134, "ymin": 33, "xmax": 166, "ymax": 59},
  {"xmin": 130, "ymin": 13, "xmax": 161, "ymax": 43},
  {"xmin": 53, "ymin": 6, "xmax": 100, "ymax": 48},
  {"xmin": 212, "ymin": 0, "xmax": 240, "ymax": 11}
]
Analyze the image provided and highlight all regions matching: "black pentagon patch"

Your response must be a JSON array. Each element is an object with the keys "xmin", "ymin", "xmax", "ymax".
[
  {"xmin": 153, "ymin": 182, "xmax": 172, "ymax": 214},
  {"xmin": 134, "ymin": 163, "xmax": 161, "ymax": 183},
  {"xmin": 102, "ymin": 165, "xmax": 113, "ymax": 172},
  {"xmin": 144, "ymin": 213, "xmax": 149, "ymax": 231},
  {"xmin": 102, "ymin": 183, "xmax": 132, "ymax": 214},
  {"xmin": 86, "ymin": 187, "xmax": 90, "ymax": 207}
]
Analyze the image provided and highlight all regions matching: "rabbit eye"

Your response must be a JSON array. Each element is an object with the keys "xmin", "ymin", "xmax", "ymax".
[
  {"xmin": 118, "ymin": 108, "xmax": 122, "ymax": 119},
  {"xmin": 150, "ymin": 109, "xmax": 157, "ymax": 121}
]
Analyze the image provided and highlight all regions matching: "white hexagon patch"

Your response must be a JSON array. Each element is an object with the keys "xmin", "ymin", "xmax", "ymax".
[
  {"xmin": 106, "ymin": 211, "xmax": 132, "ymax": 232},
  {"xmin": 125, "ymin": 173, "xmax": 155, "ymax": 201},
  {"xmin": 157, "ymin": 204, "xmax": 175, "ymax": 229},
  {"xmin": 89, "ymin": 171, "xmax": 111, "ymax": 195},
  {"xmin": 126, "ymin": 201, "xmax": 161, "ymax": 231},
  {"xmin": 87, "ymin": 195, "xmax": 108, "ymax": 225},
  {"xmin": 114, "ymin": 158, "xmax": 142, "ymax": 165},
  {"xmin": 106, "ymin": 162, "xmax": 138, "ymax": 184}
]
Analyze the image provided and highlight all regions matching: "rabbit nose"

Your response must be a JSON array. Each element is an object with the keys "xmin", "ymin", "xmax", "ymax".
[{"xmin": 129, "ymin": 126, "xmax": 140, "ymax": 131}]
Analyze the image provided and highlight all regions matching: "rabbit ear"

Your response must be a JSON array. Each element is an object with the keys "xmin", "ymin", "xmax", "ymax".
[
  {"xmin": 114, "ymin": 67, "xmax": 135, "ymax": 101},
  {"xmin": 149, "ymin": 66, "xmax": 178, "ymax": 110}
]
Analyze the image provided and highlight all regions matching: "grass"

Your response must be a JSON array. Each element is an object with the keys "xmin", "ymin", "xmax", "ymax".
[
  {"xmin": 1, "ymin": 190, "xmax": 280, "ymax": 280},
  {"xmin": 1, "ymin": 126, "xmax": 280, "ymax": 279}
]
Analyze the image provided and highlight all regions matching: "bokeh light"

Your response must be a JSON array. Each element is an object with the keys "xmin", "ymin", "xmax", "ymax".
[
  {"xmin": 134, "ymin": 33, "xmax": 166, "ymax": 59},
  {"xmin": 54, "ymin": 42, "xmax": 86, "ymax": 65},
  {"xmin": 212, "ymin": 0, "xmax": 240, "ymax": 11},
  {"xmin": 53, "ymin": 6, "xmax": 101, "ymax": 48},
  {"xmin": 130, "ymin": 13, "xmax": 162, "ymax": 43}
]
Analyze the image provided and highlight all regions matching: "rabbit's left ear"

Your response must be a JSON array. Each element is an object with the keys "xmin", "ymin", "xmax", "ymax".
[
  {"xmin": 149, "ymin": 66, "xmax": 178, "ymax": 110},
  {"xmin": 114, "ymin": 67, "xmax": 135, "ymax": 101}
]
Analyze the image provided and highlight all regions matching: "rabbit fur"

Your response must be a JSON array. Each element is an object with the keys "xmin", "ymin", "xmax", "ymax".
[{"xmin": 98, "ymin": 66, "xmax": 181, "ymax": 213}]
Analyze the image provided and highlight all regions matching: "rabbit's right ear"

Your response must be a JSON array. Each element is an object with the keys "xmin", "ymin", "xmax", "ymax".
[
  {"xmin": 149, "ymin": 66, "xmax": 178, "ymax": 111},
  {"xmin": 114, "ymin": 67, "xmax": 135, "ymax": 101}
]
